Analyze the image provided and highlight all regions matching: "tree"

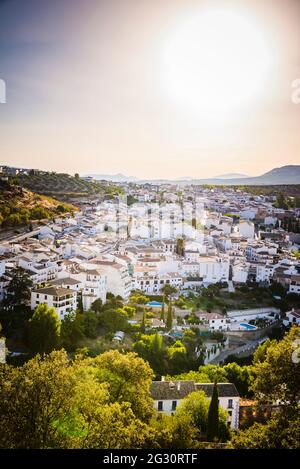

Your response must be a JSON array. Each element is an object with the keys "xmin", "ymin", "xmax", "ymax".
[
  {"xmin": 134, "ymin": 333, "xmax": 165, "ymax": 376},
  {"xmin": 250, "ymin": 326, "xmax": 300, "ymax": 409},
  {"xmin": 175, "ymin": 237, "xmax": 185, "ymax": 257},
  {"xmin": 141, "ymin": 312, "xmax": 146, "ymax": 333},
  {"xmin": 161, "ymin": 284, "xmax": 177, "ymax": 299},
  {"xmin": 83, "ymin": 311, "xmax": 98, "ymax": 338},
  {"xmin": 0, "ymin": 350, "xmax": 77, "ymax": 448},
  {"xmin": 61, "ymin": 312, "xmax": 85, "ymax": 351},
  {"xmin": 176, "ymin": 390, "xmax": 230, "ymax": 442},
  {"xmin": 166, "ymin": 302, "xmax": 173, "ymax": 330},
  {"xmin": 4, "ymin": 267, "xmax": 33, "ymax": 309},
  {"xmin": 222, "ymin": 362, "xmax": 251, "ymax": 397},
  {"xmin": 231, "ymin": 414, "xmax": 300, "ymax": 449},
  {"xmin": 160, "ymin": 298, "xmax": 165, "ymax": 321},
  {"xmin": 99, "ymin": 308, "xmax": 128, "ymax": 333},
  {"xmin": 83, "ymin": 350, "xmax": 154, "ymax": 422},
  {"xmin": 27, "ymin": 304, "xmax": 61, "ymax": 354},
  {"xmin": 91, "ymin": 298, "xmax": 102, "ymax": 313},
  {"xmin": 231, "ymin": 326, "xmax": 300, "ymax": 449},
  {"xmin": 77, "ymin": 294, "xmax": 84, "ymax": 313},
  {"xmin": 206, "ymin": 382, "xmax": 219, "ymax": 441},
  {"xmin": 166, "ymin": 341, "xmax": 188, "ymax": 374}
]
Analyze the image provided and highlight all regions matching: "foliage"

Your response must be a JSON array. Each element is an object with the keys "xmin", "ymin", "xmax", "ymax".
[
  {"xmin": 166, "ymin": 302, "xmax": 173, "ymax": 330},
  {"xmin": 231, "ymin": 414, "xmax": 300, "ymax": 449},
  {"xmin": 176, "ymin": 390, "xmax": 230, "ymax": 442},
  {"xmin": 61, "ymin": 312, "xmax": 85, "ymax": 351},
  {"xmin": 250, "ymin": 326, "xmax": 300, "ymax": 408},
  {"xmin": 27, "ymin": 304, "xmax": 61, "ymax": 354},
  {"xmin": 206, "ymin": 382, "xmax": 219, "ymax": 441}
]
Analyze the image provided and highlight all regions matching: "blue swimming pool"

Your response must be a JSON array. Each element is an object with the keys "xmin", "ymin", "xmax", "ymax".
[
  {"xmin": 170, "ymin": 332, "xmax": 183, "ymax": 338},
  {"xmin": 146, "ymin": 301, "xmax": 162, "ymax": 307},
  {"xmin": 240, "ymin": 323, "xmax": 257, "ymax": 330}
]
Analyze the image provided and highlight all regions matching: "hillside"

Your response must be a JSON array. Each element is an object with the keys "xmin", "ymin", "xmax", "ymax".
[
  {"xmin": 175, "ymin": 165, "xmax": 300, "ymax": 185},
  {"xmin": 1, "ymin": 172, "xmax": 123, "ymax": 203},
  {"xmin": 15, "ymin": 172, "xmax": 106, "ymax": 197},
  {"xmin": 0, "ymin": 180, "xmax": 76, "ymax": 228}
]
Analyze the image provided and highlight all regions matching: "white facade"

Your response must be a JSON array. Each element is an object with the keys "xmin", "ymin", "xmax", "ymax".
[
  {"xmin": 31, "ymin": 286, "xmax": 77, "ymax": 320},
  {"xmin": 238, "ymin": 220, "xmax": 255, "ymax": 239}
]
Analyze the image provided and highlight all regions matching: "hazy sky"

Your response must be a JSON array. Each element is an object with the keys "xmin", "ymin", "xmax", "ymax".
[{"xmin": 0, "ymin": 0, "xmax": 299, "ymax": 179}]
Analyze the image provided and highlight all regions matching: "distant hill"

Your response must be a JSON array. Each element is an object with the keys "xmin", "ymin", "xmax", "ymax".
[
  {"xmin": 214, "ymin": 173, "xmax": 249, "ymax": 179},
  {"xmin": 87, "ymin": 165, "xmax": 300, "ymax": 185},
  {"xmin": 88, "ymin": 173, "xmax": 139, "ymax": 183},
  {"xmin": 184, "ymin": 165, "xmax": 300, "ymax": 186}
]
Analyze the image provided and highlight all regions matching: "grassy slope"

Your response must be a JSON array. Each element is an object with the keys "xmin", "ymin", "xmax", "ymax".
[
  {"xmin": 14, "ymin": 173, "xmax": 123, "ymax": 200},
  {"xmin": 0, "ymin": 180, "xmax": 77, "ymax": 228}
]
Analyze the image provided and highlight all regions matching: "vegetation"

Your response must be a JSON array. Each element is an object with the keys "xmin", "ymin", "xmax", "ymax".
[
  {"xmin": 28, "ymin": 304, "xmax": 61, "ymax": 354},
  {"xmin": 0, "ymin": 180, "xmax": 76, "ymax": 229}
]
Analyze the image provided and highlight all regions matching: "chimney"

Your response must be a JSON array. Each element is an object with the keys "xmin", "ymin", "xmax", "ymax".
[
  {"xmin": 177, "ymin": 381, "xmax": 181, "ymax": 391},
  {"xmin": 161, "ymin": 376, "xmax": 165, "ymax": 382}
]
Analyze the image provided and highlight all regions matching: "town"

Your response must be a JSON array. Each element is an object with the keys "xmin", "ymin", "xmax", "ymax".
[{"xmin": 0, "ymin": 167, "xmax": 299, "ymax": 446}]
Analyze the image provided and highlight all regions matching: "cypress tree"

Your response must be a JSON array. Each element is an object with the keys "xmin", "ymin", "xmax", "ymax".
[
  {"xmin": 207, "ymin": 382, "xmax": 219, "ymax": 441},
  {"xmin": 166, "ymin": 302, "xmax": 173, "ymax": 330},
  {"xmin": 160, "ymin": 297, "xmax": 165, "ymax": 321},
  {"xmin": 141, "ymin": 311, "xmax": 146, "ymax": 333}
]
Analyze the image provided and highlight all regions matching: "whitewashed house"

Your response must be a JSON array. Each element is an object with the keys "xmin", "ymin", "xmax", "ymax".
[
  {"xmin": 31, "ymin": 286, "xmax": 77, "ymax": 320},
  {"xmin": 151, "ymin": 380, "xmax": 240, "ymax": 430}
]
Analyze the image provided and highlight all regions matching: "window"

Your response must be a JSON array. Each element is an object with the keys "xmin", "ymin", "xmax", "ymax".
[
  {"xmin": 158, "ymin": 401, "xmax": 163, "ymax": 411},
  {"xmin": 172, "ymin": 401, "xmax": 177, "ymax": 411},
  {"xmin": 228, "ymin": 399, "xmax": 233, "ymax": 409},
  {"xmin": 228, "ymin": 410, "xmax": 232, "ymax": 416}
]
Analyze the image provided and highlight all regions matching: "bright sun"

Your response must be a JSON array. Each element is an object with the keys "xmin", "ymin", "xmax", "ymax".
[{"xmin": 161, "ymin": 8, "xmax": 272, "ymax": 122}]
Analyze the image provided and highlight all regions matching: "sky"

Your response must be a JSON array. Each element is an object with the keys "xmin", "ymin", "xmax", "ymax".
[{"xmin": 0, "ymin": 0, "xmax": 300, "ymax": 179}]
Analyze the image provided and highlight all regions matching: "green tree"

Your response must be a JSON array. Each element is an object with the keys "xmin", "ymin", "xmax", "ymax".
[
  {"xmin": 91, "ymin": 298, "xmax": 102, "ymax": 313},
  {"xmin": 251, "ymin": 326, "xmax": 300, "ymax": 409},
  {"xmin": 28, "ymin": 304, "xmax": 61, "ymax": 354},
  {"xmin": 4, "ymin": 267, "xmax": 33, "ymax": 309},
  {"xmin": 99, "ymin": 308, "xmax": 128, "ymax": 333},
  {"xmin": 83, "ymin": 350, "xmax": 154, "ymax": 422},
  {"xmin": 231, "ymin": 414, "xmax": 300, "ymax": 449},
  {"xmin": 176, "ymin": 390, "xmax": 230, "ymax": 442},
  {"xmin": 0, "ymin": 350, "xmax": 77, "ymax": 448},
  {"xmin": 206, "ymin": 382, "xmax": 219, "ymax": 441},
  {"xmin": 141, "ymin": 312, "xmax": 146, "ymax": 333},
  {"xmin": 160, "ymin": 297, "xmax": 165, "ymax": 321},
  {"xmin": 161, "ymin": 284, "xmax": 177, "ymax": 299},
  {"xmin": 83, "ymin": 311, "xmax": 98, "ymax": 338},
  {"xmin": 166, "ymin": 341, "xmax": 188, "ymax": 374},
  {"xmin": 61, "ymin": 312, "xmax": 85, "ymax": 351},
  {"xmin": 166, "ymin": 302, "xmax": 173, "ymax": 330},
  {"xmin": 175, "ymin": 237, "xmax": 185, "ymax": 257}
]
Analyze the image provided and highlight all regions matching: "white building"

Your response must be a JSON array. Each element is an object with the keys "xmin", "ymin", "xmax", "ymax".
[
  {"xmin": 238, "ymin": 220, "xmax": 255, "ymax": 239},
  {"xmin": 288, "ymin": 274, "xmax": 300, "ymax": 295},
  {"xmin": 31, "ymin": 286, "xmax": 77, "ymax": 320},
  {"xmin": 151, "ymin": 380, "xmax": 240, "ymax": 430},
  {"xmin": 85, "ymin": 260, "xmax": 132, "ymax": 300},
  {"xmin": 283, "ymin": 308, "xmax": 300, "ymax": 327}
]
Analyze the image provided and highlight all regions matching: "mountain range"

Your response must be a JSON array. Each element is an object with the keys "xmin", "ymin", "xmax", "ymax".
[{"xmin": 88, "ymin": 165, "xmax": 300, "ymax": 185}]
